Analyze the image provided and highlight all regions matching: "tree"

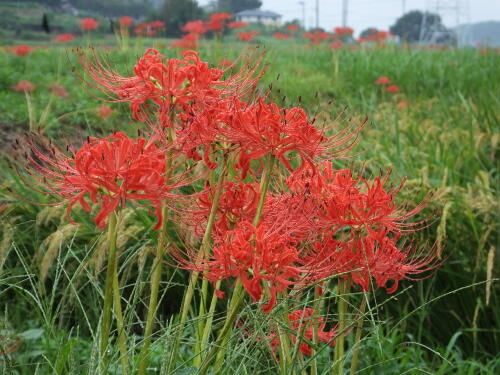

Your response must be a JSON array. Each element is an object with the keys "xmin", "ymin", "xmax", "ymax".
[
  {"xmin": 390, "ymin": 10, "xmax": 446, "ymax": 43},
  {"xmin": 160, "ymin": 0, "xmax": 204, "ymax": 37},
  {"xmin": 217, "ymin": 0, "xmax": 262, "ymax": 13}
]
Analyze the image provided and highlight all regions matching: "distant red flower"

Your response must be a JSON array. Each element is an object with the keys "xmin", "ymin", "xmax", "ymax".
[
  {"xmin": 96, "ymin": 105, "xmax": 114, "ymax": 119},
  {"xmin": 386, "ymin": 84, "xmax": 400, "ymax": 93},
  {"xmin": 80, "ymin": 18, "xmax": 99, "ymax": 31},
  {"xmin": 286, "ymin": 24, "xmax": 299, "ymax": 31},
  {"xmin": 149, "ymin": 20, "xmax": 165, "ymax": 29},
  {"xmin": 146, "ymin": 29, "xmax": 157, "ymax": 37},
  {"xmin": 303, "ymin": 30, "xmax": 329, "ymax": 44},
  {"xmin": 237, "ymin": 31, "xmax": 259, "ymax": 42},
  {"xmin": 26, "ymin": 132, "xmax": 170, "ymax": 230},
  {"xmin": 375, "ymin": 76, "xmax": 391, "ymax": 85},
  {"xmin": 48, "ymin": 83, "xmax": 69, "ymax": 99},
  {"xmin": 12, "ymin": 45, "xmax": 33, "ymax": 57},
  {"xmin": 273, "ymin": 32, "xmax": 291, "ymax": 40},
  {"xmin": 12, "ymin": 80, "xmax": 36, "ymax": 93},
  {"xmin": 171, "ymin": 33, "xmax": 199, "ymax": 49},
  {"xmin": 218, "ymin": 58, "xmax": 233, "ymax": 68},
  {"xmin": 119, "ymin": 16, "xmax": 134, "ymax": 28},
  {"xmin": 182, "ymin": 20, "xmax": 206, "ymax": 35},
  {"xmin": 270, "ymin": 308, "xmax": 338, "ymax": 355},
  {"xmin": 207, "ymin": 12, "xmax": 232, "ymax": 32},
  {"xmin": 228, "ymin": 21, "xmax": 248, "ymax": 29},
  {"xmin": 334, "ymin": 26, "xmax": 354, "ymax": 36},
  {"xmin": 330, "ymin": 40, "xmax": 343, "ymax": 50},
  {"xmin": 52, "ymin": 33, "xmax": 75, "ymax": 42}
]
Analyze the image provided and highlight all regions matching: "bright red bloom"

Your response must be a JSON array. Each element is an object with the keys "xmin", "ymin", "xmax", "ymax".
[
  {"xmin": 171, "ymin": 33, "xmax": 199, "ymax": 49},
  {"xmin": 224, "ymin": 98, "xmax": 332, "ymax": 177},
  {"xmin": 286, "ymin": 24, "xmax": 299, "ymax": 31},
  {"xmin": 48, "ymin": 83, "xmax": 69, "ymax": 99},
  {"xmin": 330, "ymin": 40, "xmax": 343, "ymax": 50},
  {"xmin": 149, "ymin": 20, "xmax": 165, "ymax": 29},
  {"xmin": 205, "ymin": 221, "xmax": 302, "ymax": 312},
  {"xmin": 334, "ymin": 26, "xmax": 354, "ymax": 36},
  {"xmin": 237, "ymin": 31, "xmax": 259, "ymax": 42},
  {"xmin": 26, "ymin": 132, "xmax": 170, "ymax": 230},
  {"xmin": 304, "ymin": 31, "xmax": 329, "ymax": 44},
  {"xmin": 207, "ymin": 12, "xmax": 231, "ymax": 31},
  {"xmin": 273, "ymin": 32, "xmax": 291, "ymax": 40},
  {"xmin": 12, "ymin": 80, "xmax": 36, "ymax": 93},
  {"xmin": 386, "ymin": 84, "xmax": 400, "ymax": 93},
  {"xmin": 80, "ymin": 18, "xmax": 99, "ymax": 31},
  {"xmin": 119, "ymin": 16, "xmax": 134, "ymax": 28},
  {"xmin": 228, "ymin": 21, "xmax": 248, "ymax": 29},
  {"xmin": 12, "ymin": 45, "xmax": 33, "ymax": 57},
  {"xmin": 270, "ymin": 308, "xmax": 337, "ymax": 355},
  {"xmin": 96, "ymin": 105, "xmax": 114, "ymax": 119},
  {"xmin": 52, "ymin": 33, "xmax": 75, "ymax": 42},
  {"xmin": 182, "ymin": 20, "xmax": 206, "ymax": 35},
  {"xmin": 375, "ymin": 76, "xmax": 391, "ymax": 85}
]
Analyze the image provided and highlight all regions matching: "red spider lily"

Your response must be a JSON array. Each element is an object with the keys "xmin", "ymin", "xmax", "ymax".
[
  {"xmin": 375, "ymin": 76, "xmax": 391, "ymax": 85},
  {"xmin": 207, "ymin": 12, "xmax": 232, "ymax": 32},
  {"xmin": 330, "ymin": 40, "xmax": 343, "ymax": 50},
  {"xmin": 12, "ymin": 45, "xmax": 33, "ymax": 57},
  {"xmin": 79, "ymin": 48, "xmax": 261, "ymax": 130},
  {"xmin": 12, "ymin": 80, "xmax": 36, "ymax": 93},
  {"xmin": 119, "ymin": 16, "xmax": 134, "ymax": 28},
  {"xmin": 96, "ymin": 105, "xmax": 114, "ymax": 119},
  {"xmin": 273, "ymin": 32, "xmax": 291, "ymax": 40},
  {"xmin": 80, "ymin": 18, "xmax": 99, "ymax": 31},
  {"xmin": 270, "ymin": 308, "xmax": 337, "ymax": 355},
  {"xmin": 25, "ymin": 132, "xmax": 174, "ymax": 230},
  {"xmin": 334, "ymin": 27, "xmax": 354, "ymax": 36},
  {"xmin": 286, "ymin": 24, "xmax": 299, "ymax": 31},
  {"xmin": 386, "ymin": 85, "xmax": 400, "ymax": 93},
  {"xmin": 223, "ymin": 98, "xmax": 332, "ymax": 178},
  {"xmin": 48, "ymin": 83, "xmax": 69, "ymax": 99},
  {"xmin": 171, "ymin": 33, "xmax": 199, "ymax": 49},
  {"xmin": 237, "ymin": 31, "xmax": 259, "ymax": 42},
  {"xmin": 182, "ymin": 20, "xmax": 206, "ymax": 36},
  {"xmin": 228, "ymin": 21, "xmax": 248, "ymax": 29},
  {"xmin": 149, "ymin": 20, "xmax": 165, "ymax": 29},
  {"xmin": 52, "ymin": 33, "xmax": 75, "ymax": 42},
  {"xmin": 304, "ymin": 31, "xmax": 329, "ymax": 44},
  {"xmin": 179, "ymin": 221, "xmax": 303, "ymax": 312},
  {"xmin": 219, "ymin": 58, "xmax": 233, "ymax": 68},
  {"xmin": 185, "ymin": 181, "xmax": 261, "ymax": 238}
]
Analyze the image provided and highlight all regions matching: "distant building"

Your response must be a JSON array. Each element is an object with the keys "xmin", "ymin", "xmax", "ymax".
[{"xmin": 235, "ymin": 9, "xmax": 282, "ymax": 27}]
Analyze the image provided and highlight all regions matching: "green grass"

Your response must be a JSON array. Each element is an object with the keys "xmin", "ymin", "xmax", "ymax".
[{"xmin": 0, "ymin": 38, "xmax": 498, "ymax": 374}]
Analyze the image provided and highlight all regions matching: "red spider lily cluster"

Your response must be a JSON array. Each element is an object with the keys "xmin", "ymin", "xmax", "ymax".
[
  {"xmin": 80, "ymin": 18, "xmax": 99, "ymax": 31},
  {"xmin": 52, "ymin": 33, "xmax": 75, "ymax": 43},
  {"xmin": 286, "ymin": 24, "xmax": 300, "ymax": 32},
  {"xmin": 23, "ymin": 46, "xmax": 439, "ymax": 371},
  {"xmin": 237, "ymin": 31, "xmax": 259, "ymax": 42},
  {"xmin": 135, "ymin": 20, "xmax": 165, "ymax": 37},
  {"xmin": 304, "ymin": 30, "xmax": 330, "ymax": 45},
  {"xmin": 375, "ymin": 76, "xmax": 401, "ymax": 93},
  {"xmin": 274, "ymin": 32, "xmax": 291, "ymax": 40},
  {"xmin": 12, "ymin": 80, "xmax": 36, "ymax": 93},
  {"xmin": 119, "ymin": 16, "xmax": 134, "ymax": 28},
  {"xmin": 334, "ymin": 27, "xmax": 354, "ymax": 37},
  {"xmin": 228, "ymin": 21, "xmax": 248, "ymax": 29},
  {"xmin": 11, "ymin": 45, "xmax": 33, "ymax": 57}
]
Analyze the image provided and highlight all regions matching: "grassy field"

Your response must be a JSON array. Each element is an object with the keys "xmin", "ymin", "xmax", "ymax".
[{"xmin": 0, "ymin": 38, "xmax": 499, "ymax": 374}]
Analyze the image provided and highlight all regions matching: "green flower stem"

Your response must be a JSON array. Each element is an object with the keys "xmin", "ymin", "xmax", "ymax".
[
  {"xmin": 332, "ymin": 278, "xmax": 351, "ymax": 375},
  {"xmin": 278, "ymin": 300, "xmax": 293, "ymax": 375},
  {"xmin": 195, "ymin": 279, "xmax": 222, "ymax": 367},
  {"xmin": 139, "ymin": 124, "xmax": 175, "ymax": 375},
  {"xmin": 112, "ymin": 256, "xmax": 128, "ymax": 373},
  {"xmin": 310, "ymin": 287, "xmax": 321, "ymax": 375},
  {"xmin": 253, "ymin": 154, "xmax": 276, "ymax": 227},
  {"xmin": 349, "ymin": 294, "xmax": 368, "ymax": 375},
  {"xmin": 167, "ymin": 155, "xmax": 229, "ymax": 373},
  {"xmin": 137, "ymin": 203, "xmax": 169, "ymax": 375},
  {"xmin": 201, "ymin": 280, "xmax": 244, "ymax": 375},
  {"xmin": 100, "ymin": 210, "xmax": 118, "ymax": 372}
]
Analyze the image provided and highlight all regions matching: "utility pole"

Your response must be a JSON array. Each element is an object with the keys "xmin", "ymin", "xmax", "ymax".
[
  {"xmin": 315, "ymin": 0, "xmax": 319, "ymax": 29},
  {"xmin": 342, "ymin": 0, "xmax": 348, "ymax": 27},
  {"xmin": 299, "ymin": 1, "xmax": 306, "ymax": 29}
]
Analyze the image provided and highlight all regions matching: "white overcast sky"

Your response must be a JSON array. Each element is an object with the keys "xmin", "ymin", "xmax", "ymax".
[{"xmin": 199, "ymin": 0, "xmax": 500, "ymax": 34}]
